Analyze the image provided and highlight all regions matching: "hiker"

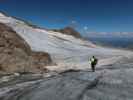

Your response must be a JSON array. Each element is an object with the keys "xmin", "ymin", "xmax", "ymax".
[{"xmin": 89, "ymin": 56, "xmax": 98, "ymax": 72}]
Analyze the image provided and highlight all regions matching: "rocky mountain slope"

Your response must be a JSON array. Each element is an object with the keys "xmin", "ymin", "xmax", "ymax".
[
  {"xmin": 0, "ymin": 12, "xmax": 133, "ymax": 100},
  {"xmin": 0, "ymin": 22, "xmax": 52, "ymax": 74}
]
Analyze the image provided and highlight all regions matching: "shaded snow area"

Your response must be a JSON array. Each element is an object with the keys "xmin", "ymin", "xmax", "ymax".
[
  {"xmin": 0, "ymin": 12, "xmax": 133, "ymax": 100},
  {"xmin": 0, "ymin": 68, "xmax": 133, "ymax": 100}
]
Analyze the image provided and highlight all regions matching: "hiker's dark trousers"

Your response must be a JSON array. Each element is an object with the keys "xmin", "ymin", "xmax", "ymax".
[{"xmin": 91, "ymin": 64, "xmax": 95, "ymax": 72}]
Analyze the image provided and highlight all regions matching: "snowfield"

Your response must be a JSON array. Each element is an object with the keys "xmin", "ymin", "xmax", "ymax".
[
  {"xmin": 0, "ymin": 12, "xmax": 132, "ymax": 67},
  {"xmin": 0, "ymin": 12, "xmax": 133, "ymax": 100}
]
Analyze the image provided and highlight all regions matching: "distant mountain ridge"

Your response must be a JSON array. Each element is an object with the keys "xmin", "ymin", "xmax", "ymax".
[
  {"xmin": 86, "ymin": 32, "xmax": 133, "ymax": 38},
  {"xmin": 88, "ymin": 37, "xmax": 133, "ymax": 50}
]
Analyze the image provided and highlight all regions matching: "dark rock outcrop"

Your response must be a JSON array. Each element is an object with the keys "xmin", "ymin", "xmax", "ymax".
[
  {"xmin": 0, "ymin": 23, "xmax": 52, "ymax": 74},
  {"xmin": 52, "ymin": 27, "xmax": 82, "ymax": 38}
]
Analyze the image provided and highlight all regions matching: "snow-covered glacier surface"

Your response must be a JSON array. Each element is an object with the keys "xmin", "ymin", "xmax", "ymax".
[
  {"xmin": 0, "ymin": 12, "xmax": 133, "ymax": 100},
  {"xmin": 0, "ymin": 12, "xmax": 132, "ymax": 66}
]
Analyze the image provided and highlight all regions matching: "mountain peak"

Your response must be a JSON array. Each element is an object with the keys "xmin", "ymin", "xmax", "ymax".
[{"xmin": 52, "ymin": 26, "xmax": 82, "ymax": 38}]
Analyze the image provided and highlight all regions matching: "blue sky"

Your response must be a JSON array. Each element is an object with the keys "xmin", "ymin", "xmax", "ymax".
[{"xmin": 0, "ymin": 0, "xmax": 133, "ymax": 34}]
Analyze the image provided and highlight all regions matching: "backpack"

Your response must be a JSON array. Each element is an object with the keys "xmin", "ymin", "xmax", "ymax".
[
  {"xmin": 94, "ymin": 58, "xmax": 98, "ymax": 65},
  {"xmin": 90, "ymin": 57, "xmax": 98, "ymax": 65}
]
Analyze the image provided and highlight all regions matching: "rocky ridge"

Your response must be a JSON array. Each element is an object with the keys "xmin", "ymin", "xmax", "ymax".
[{"xmin": 0, "ymin": 23, "xmax": 52, "ymax": 74}]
